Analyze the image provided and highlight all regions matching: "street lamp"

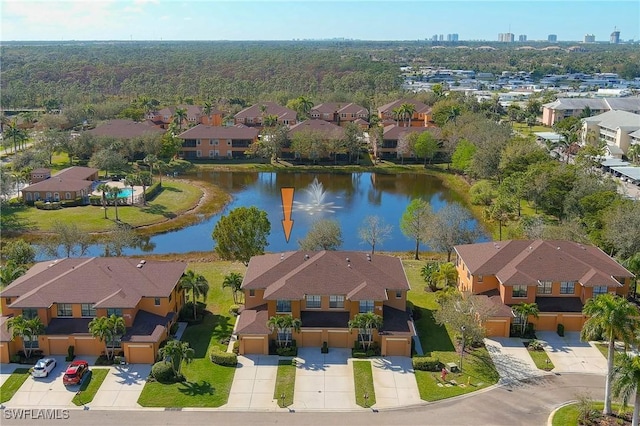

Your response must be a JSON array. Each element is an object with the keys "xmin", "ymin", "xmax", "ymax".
[{"xmin": 459, "ymin": 325, "xmax": 466, "ymax": 372}]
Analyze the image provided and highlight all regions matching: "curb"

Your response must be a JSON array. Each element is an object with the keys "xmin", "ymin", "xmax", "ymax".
[{"xmin": 547, "ymin": 400, "xmax": 577, "ymax": 426}]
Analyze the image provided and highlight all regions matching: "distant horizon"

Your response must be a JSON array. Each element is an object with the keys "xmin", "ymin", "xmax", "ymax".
[{"xmin": 1, "ymin": 1, "xmax": 639, "ymax": 42}]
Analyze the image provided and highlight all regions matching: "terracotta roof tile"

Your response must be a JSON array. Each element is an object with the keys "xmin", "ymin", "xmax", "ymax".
[{"xmin": 235, "ymin": 304, "xmax": 270, "ymax": 335}]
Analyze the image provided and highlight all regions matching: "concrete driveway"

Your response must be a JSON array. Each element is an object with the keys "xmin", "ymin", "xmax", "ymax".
[
  {"xmin": 89, "ymin": 364, "xmax": 152, "ymax": 408},
  {"xmin": 8, "ymin": 356, "xmax": 78, "ymax": 407},
  {"xmin": 225, "ymin": 355, "xmax": 279, "ymax": 410},
  {"xmin": 370, "ymin": 356, "xmax": 421, "ymax": 408},
  {"xmin": 485, "ymin": 337, "xmax": 547, "ymax": 384},
  {"xmin": 536, "ymin": 331, "xmax": 607, "ymax": 374}
]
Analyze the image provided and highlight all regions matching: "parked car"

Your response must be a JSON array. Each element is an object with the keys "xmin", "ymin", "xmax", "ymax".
[
  {"xmin": 31, "ymin": 358, "xmax": 56, "ymax": 378},
  {"xmin": 62, "ymin": 360, "xmax": 89, "ymax": 386}
]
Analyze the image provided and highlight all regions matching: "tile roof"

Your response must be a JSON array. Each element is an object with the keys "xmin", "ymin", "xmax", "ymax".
[
  {"xmin": 234, "ymin": 101, "xmax": 297, "ymax": 121},
  {"xmin": 378, "ymin": 99, "xmax": 431, "ymax": 115},
  {"xmin": 242, "ymin": 251, "xmax": 409, "ymax": 302},
  {"xmin": 87, "ymin": 119, "xmax": 164, "ymax": 139},
  {"xmin": 288, "ymin": 119, "xmax": 345, "ymax": 138},
  {"xmin": 1, "ymin": 258, "xmax": 186, "ymax": 309},
  {"xmin": 235, "ymin": 304, "xmax": 270, "ymax": 335},
  {"xmin": 583, "ymin": 110, "xmax": 640, "ymax": 132},
  {"xmin": 382, "ymin": 124, "xmax": 431, "ymax": 140},
  {"xmin": 0, "ymin": 316, "xmax": 12, "ymax": 342},
  {"xmin": 177, "ymin": 124, "xmax": 259, "ymax": 140},
  {"xmin": 454, "ymin": 240, "xmax": 633, "ymax": 287}
]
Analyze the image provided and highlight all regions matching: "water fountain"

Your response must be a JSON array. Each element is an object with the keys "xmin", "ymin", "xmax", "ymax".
[{"xmin": 293, "ymin": 177, "xmax": 341, "ymax": 215}]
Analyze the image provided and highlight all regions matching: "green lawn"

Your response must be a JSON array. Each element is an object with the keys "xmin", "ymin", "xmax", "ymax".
[
  {"xmin": 274, "ymin": 359, "xmax": 296, "ymax": 407},
  {"xmin": 552, "ymin": 402, "xmax": 631, "ymax": 426},
  {"xmin": 405, "ymin": 259, "xmax": 500, "ymax": 401},
  {"xmin": 526, "ymin": 348, "xmax": 555, "ymax": 370},
  {"xmin": 72, "ymin": 368, "xmax": 109, "ymax": 406},
  {"xmin": 0, "ymin": 368, "xmax": 30, "ymax": 403},
  {"xmin": 353, "ymin": 360, "xmax": 376, "ymax": 408}
]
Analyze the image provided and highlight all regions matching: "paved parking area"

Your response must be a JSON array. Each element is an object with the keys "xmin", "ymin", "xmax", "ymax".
[
  {"xmin": 225, "ymin": 355, "xmax": 279, "ymax": 410},
  {"xmin": 485, "ymin": 337, "xmax": 547, "ymax": 384},
  {"xmin": 537, "ymin": 331, "xmax": 607, "ymax": 374},
  {"xmin": 8, "ymin": 356, "xmax": 77, "ymax": 407},
  {"xmin": 370, "ymin": 356, "xmax": 421, "ymax": 408},
  {"xmin": 89, "ymin": 364, "xmax": 151, "ymax": 408},
  {"xmin": 293, "ymin": 348, "xmax": 356, "ymax": 410}
]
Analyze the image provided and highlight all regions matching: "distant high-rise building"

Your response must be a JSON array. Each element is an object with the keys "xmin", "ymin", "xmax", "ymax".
[
  {"xmin": 498, "ymin": 33, "xmax": 514, "ymax": 42},
  {"xmin": 431, "ymin": 34, "xmax": 438, "ymax": 41},
  {"xmin": 610, "ymin": 27, "xmax": 620, "ymax": 44},
  {"xmin": 548, "ymin": 34, "xmax": 557, "ymax": 42},
  {"xmin": 447, "ymin": 33, "xmax": 459, "ymax": 42},
  {"xmin": 518, "ymin": 34, "xmax": 527, "ymax": 42},
  {"xmin": 583, "ymin": 34, "xmax": 596, "ymax": 43},
  {"xmin": 439, "ymin": 34, "xmax": 444, "ymax": 41}
]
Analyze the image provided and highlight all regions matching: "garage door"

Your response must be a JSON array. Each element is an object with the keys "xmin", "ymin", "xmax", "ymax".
[
  {"xmin": 74, "ymin": 338, "xmax": 97, "ymax": 355},
  {"xmin": 485, "ymin": 320, "xmax": 509, "ymax": 337},
  {"xmin": 328, "ymin": 331, "xmax": 349, "ymax": 348},
  {"xmin": 301, "ymin": 331, "xmax": 322, "ymax": 347},
  {"xmin": 48, "ymin": 338, "xmax": 70, "ymax": 355},
  {"xmin": 562, "ymin": 315, "xmax": 584, "ymax": 331},
  {"xmin": 127, "ymin": 345, "xmax": 155, "ymax": 364},
  {"xmin": 535, "ymin": 315, "xmax": 557, "ymax": 331},
  {"xmin": 385, "ymin": 338, "xmax": 409, "ymax": 356},
  {"xmin": 243, "ymin": 337, "xmax": 266, "ymax": 355}
]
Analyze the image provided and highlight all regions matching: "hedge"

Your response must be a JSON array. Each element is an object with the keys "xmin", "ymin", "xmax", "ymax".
[
  {"xmin": 145, "ymin": 182, "xmax": 162, "ymax": 201},
  {"xmin": 412, "ymin": 356, "xmax": 443, "ymax": 371},
  {"xmin": 210, "ymin": 348, "xmax": 238, "ymax": 366},
  {"xmin": 34, "ymin": 201, "xmax": 61, "ymax": 210}
]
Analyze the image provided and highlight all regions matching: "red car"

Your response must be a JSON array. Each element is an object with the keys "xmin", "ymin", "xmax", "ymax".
[{"xmin": 62, "ymin": 360, "xmax": 89, "ymax": 386}]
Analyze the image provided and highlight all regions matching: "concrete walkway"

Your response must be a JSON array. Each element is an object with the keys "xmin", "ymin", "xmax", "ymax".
[
  {"xmin": 173, "ymin": 322, "xmax": 188, "ymax": 341},
  {"xmin": 370, "ymin": 356, "xmax": 421, "ymax": 408},
  {"xmin": 225, "ymin": 355, "xmax": 279, "ymax": 410},
  {"xmin": 484, "ymin": 337, "xmax": 547, "ymax": 384},
  {"xmin": 536, "ymin": 331, "xmax": 607, "ymax": 374}
]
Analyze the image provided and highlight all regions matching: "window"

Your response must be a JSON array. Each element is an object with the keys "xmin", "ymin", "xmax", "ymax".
[
  {"xmin": 466, "ymin": 271, "xmax": 470, "ymax": 280},
  {"xmin": 329, "ymin": 295, "xmax": 344, "ymax": 308},
  {"xmin": 169, "ymin": 292, "xmax": 172, "ymax": 302},
  {"xmin": 24, "ymin": 336, "xmax": 39, "ymax": 349},
  {"xmin": 512, "ymin": 285, "xmax": 528, "ymax": 298},
  {"xmin": 5, "ymin": 298, "xmax": 11, "ymax": 305},
  {"xmin": 395, "ymin": 291, "xmax": 402, "ymax": 299},
  {"xmin": 227, "ymin": 140, "xmax": 232, "ymax": 146},
  {"xmin": 81, "ymin": 304, "xmax": 96, "ymax": 317},
  {"xmin": 106, "ymin": 336, "xmax": 121, "ymax": 348},
  {"xmin": 53, "ymin": 192, "xmax": 60, "ymax": 201},
  {"xmin": 276, "ymin": 300, "xmax": 291, "ymax": 313},
  {"xmin": 196, "ymin": 150, "xmax": 202, "ymax": 157},
  {"xmin": 537, "ymin": 281, "xmax": 552, "ymax": 295},
  {"xmin": 277, "ymin": 330, "xmax": 292, "ymax": 343},
  {"xmin": 65, "ymin": 192, "xmax": 72, "ymax": 200},
  {"xmin": 154, "ymin": 298, "xmax": 161, "ymax": 306},
  {"xmin": 477, "ymin": 275, "xmax": 483, "ymax": 283},
  {"xmin": 593, "ymin": 286, "xmax": 608, "ymax": 297},
  {"xmin": 560, "ymin": 281, "xmax": 575, "ymax": 294},
  {"xmin": 209, "ymin": 150, "xmax": 215, "ymax": 158},
  {"xmin": 249, "ymin": 289, "xmax": 255, "ymax": 297},
  {"xmin": 22, "ymin": 308, "xmax": 38, "ymax": 319},
  {"xmin": 359, "ymin": 300, "xmax": 374, "ymax": 313},
  {"xmin": 106, "ymin": 308, "xmax": 123, "ymax": 317},
  {"xmin": 196, "ymin": 140, "xmax": 201, "ymax": 145},
  {"xmin": 306, "ymin": 295, "xmax": 321, "ymax": 309},
  {"xmin": 57, "ymin": 303, "xmax": 72, "ymax": 317}
]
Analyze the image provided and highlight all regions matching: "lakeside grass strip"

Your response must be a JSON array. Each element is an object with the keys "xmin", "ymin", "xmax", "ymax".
[
  {"xmin": 0, "ymin": 368, "xmax": 30, "ymax": 403},
  {"xmin": 72, "ymin": 368, "xmax": 109, "ymax": 406},
  {"xmin": 274, "ymin": 359, "xmax": 296, "ymax": 408},
  {"xmin": 353, "ymin": 360, "xmax": 376, "ymax": 408}
]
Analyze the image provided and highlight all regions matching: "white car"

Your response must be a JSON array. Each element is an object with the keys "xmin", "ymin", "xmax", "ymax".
[{"xmin": 32, "ymin": 358, "xmax": 56, "ymax": 378}]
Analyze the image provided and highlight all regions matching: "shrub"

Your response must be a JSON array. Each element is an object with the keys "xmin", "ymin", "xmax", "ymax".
[
  {"xmin": 10, "ymin": 354, "xmax": 21, "ymax": 363},
  {"xmin": 34, "ymin": 201, "xmax": 62, "ymax": 210},
  {"xmin": 527, "ymin": 340, "xmax": 545, "ymax": 351},
  {"xmin": 557, "ymin": 323, "xmax": 565, "ymax": 337},
  {"xmin": 178, "ymin": 301, "xmax": 206, "ymax": 321},
  {"xmin": 89, "ymin": 196, "xmax": 102, "ymax": 206},
  {"xmin": 321, "ymin": 341, "xmax": 328, "ymax": 354},
  {"xmin": 60, "ymin": 198, "xmax": 84, "ymax": 207},
  {"xmin": 229, "ymin": 304, "xmax": 240, "ymax": 316},
  {"xmin": 352, "ymin": 351, "xmax": 368, "ymax": 358},
  {"xmin": 65, "ymin": 345, "xmax": 75, "ymax": 362},
  {"xmin": 276, "ymin": 346, "xmax": 298, "ymax": 357},
  {"xmin": 151, "ymin": 361, "xmax": 176, "ymax": 383},
  {"xmin": 209, "ymin": 348, "xmax": 238, "ymax": 366},
  {"xmin": 95, "ymin": 355, "xmax": 114, "ymax": 365},
  {"xmin": 412, "ymin": 356, "xmax": 443, "ymax": 371},
  {"xmin": 145, "ymin": 182, "xmax": 162, "ymax": 201},
  {"xmin": 232, "ymin": 341, "xmax": 240, "ymax": 355}
]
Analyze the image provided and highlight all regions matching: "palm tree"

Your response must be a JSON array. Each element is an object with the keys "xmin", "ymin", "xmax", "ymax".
[
  {"xmin": 88, "ymin": 314, "xmax": 126, "ymax": 360},
  {"xmin": 432, "ymin": 262, "xmax": 459, "ymax": 289},
  {"xmin": 348, "ymin": 312, "xmax": 383, "ymax": 351},
  {"xmin": 179, "ymin": 270, "xmax": 210, "ymax": 320},
  {"xmin": 222, "ymin": 272, "xmax": 243, "ymax": 304},
  {"xmin": 0, "ymin": 261, "xmax": 27, "ymax": 287},
  {"xmin": 124, "ymin": 174, "xmax": 137, "ymax": 205},
  {"xmin": 581, "ymin": 293, "xmax": 639, "ymax": 415},
  {"xmin": 392, "ymin": 107, "xmax": 402, "ymax": 125},
  {"xmin": 612, "ymin": 353, "xmax": 640, "ymax": 426},
  {"xmin": 420, "ymin": 261, "xmax": 439, "ymax": 292},
  {"xmin": 173, "ymin": 107, "xmax": 187, "ymax": 130},
  {"xmin": 512, "ymin": 302, "xmax": 539, "ymax": 336},
  {"xmin": 203, "ymin": 101, "xmax": 213, "ymax": 123},
  {"xmin": 107, "ymin": 186, "xmax": 122, "ymax": 221},
  {"xmin": 296, "ymin": 96, "xmax": 314, "ymax": 120},
  {"xmin": 5, "ymin": 121, "xmax": 27, "ymax": 154},
  {"xmin": 158, "ymin": 339, "xmax": 194, "ymax": 378},
  {"xmin": 266, "ymin": 315, "xmax": 301, "ymax": 348},
  {"xmin": 137, "ymin": 171, "xmax": 153, "ymax": 205},
  {"xmin": 7, "ymin": 315, "xmax": 44, "ymax": 358},
  {"xmin": 96, "ymin": 183, "xmax": 111, "ymax": 219},
  {"xmin": 263, "ymin": 114, "xmax": 279, "ymax": 128},
  {"xmin": 143, "ymin": 154, "xmax": 158, "ymax": 177},
  {"xmin": 628, "ymin": 143, "xmax": 640, "ymax": 165},
  {"xmin": 399, "ymin": 102, "xmax": 416, "ymax": 127}
]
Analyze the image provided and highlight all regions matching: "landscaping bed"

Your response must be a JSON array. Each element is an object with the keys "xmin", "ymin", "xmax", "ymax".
[
  {"xmin": 72, "ymin": 368, "xmax": 109, "ymax": 406},
  {"xmin": 523, "ymin": 340, "xmax": 555, "ymax": 370},
  {"xmin": 353, "ymin": 360, "xmax": 376, "ymax": 408},
  {"xmin": 274, "ymin": 359, "xmax": 296, "ymax": 407},
  {"xmin": 552, "ymin": 401, "xmax": 633, "ymax": 426}
]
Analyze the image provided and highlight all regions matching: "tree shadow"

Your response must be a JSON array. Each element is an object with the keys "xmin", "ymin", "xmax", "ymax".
[
  {"xmin": 181, "ymin": 313, "xmax": 232, "ymax": 358},
  {"xmin": 162, "ymin": 187, "xmax": 183, "ymax": 193},
  {"xmin": 178, "ymin": 380, "xmax": 214, "ymax": 396},
  {"xmin": 140, "ymin": 204, "xmax": 177, "ymax": 218},
  {"xmin": 416, "ymin": 309, "xmax": 455, "ymax": 354},
  {"xmin": 0, "ymin": 206, "xmax": 37, "ymax": 232},
  {"xmin": 468, "ymin": 349, "xmax": 501, "ymax": 382}
]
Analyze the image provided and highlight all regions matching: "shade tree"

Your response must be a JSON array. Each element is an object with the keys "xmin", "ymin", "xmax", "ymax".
[{"xmin": 212, "ymin": 206, "xmax": 271, "ymax": 265}]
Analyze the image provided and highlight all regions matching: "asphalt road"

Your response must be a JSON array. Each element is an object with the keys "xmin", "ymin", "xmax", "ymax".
[{"xmin": 1, "ymin": 373, "xmax": 605, "ymax": 426}]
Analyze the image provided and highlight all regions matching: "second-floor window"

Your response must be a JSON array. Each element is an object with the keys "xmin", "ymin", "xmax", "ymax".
[
  {"xmin": 359, "ymin": 300, "xmax": 374, "ymax": 313},
  {"xmin": 329, "ymin": 295, "xmax": 344, "ymax": 308},
  {"xmin": 593, "ymin": 286, "xmax": 608, "ymax": 297},
  {"xmin": 249, "ymin": 289, "xmax": 255, "ymax": 297},
  {"xmin": 276, "ymin": 300, "xmax": 291, "ymax": 313},
  {"xmin": 560, "ymin": 281, "xmax": 575, "ymax": 294},
  {"xmin": 154, "ymin": 298, "xmax": 161, "ymax": 306},
  {"xmin": 306, "ymin": 295, "xmax": 321, "ymax": 309},
  {"xmin": 537, "ymin": 281, "xmax": 552, "ymax": 295},
  {"xmin": 81, "ymin": 304, "xmax": 96, "ymax": 317},
  {"xmin": 106, "ymin": 308, "xmax": 123, "ymax": 317},
  {"xmin": 57, "ymin": 303, "xmax": 72, "ymax": 317},
  {"xmin": 512, "ymin": 285, "xmax": 527, "ymax": 298},
  {"xmin": 22, "ymin": 308, "xmax": 38, "ymax": 319}
]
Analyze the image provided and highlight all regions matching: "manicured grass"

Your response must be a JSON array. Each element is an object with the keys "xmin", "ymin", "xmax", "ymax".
[
  {"xmin": 551, "ymin": 402, "xmax": 631, "ymax": 426},
  {"xmin": 188, "ymin": 261, "xmax": 246, "ymax": 319},
  {"xmin": 0, "ymin": 368, "xmax": 30, "ymax": 403},
  {"xmin": 72, "ymin": 368, "xmax": 109, "ymax": 406},
  {"xmin": 353, "ymin": 360, "xmax": 376, "ymax": 408},
  {"xmin": 594, "ymin": 342, "xmax": 626, "ymax": 360},
  {"xmin": 274, "ymin": 359, "xmax": 296, "ymax": 407},
  {"xmin": 137, "ymin": 307, "xmax": 236, "ymax": 407},
  {"xmin": 526, "ymin": 348, "xmax": 555, "ymax": 370}
]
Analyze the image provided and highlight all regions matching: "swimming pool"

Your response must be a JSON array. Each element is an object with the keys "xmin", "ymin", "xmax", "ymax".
[{"xmin": 106, "ymin": 188, "xmax": 134, "ymax": 199}]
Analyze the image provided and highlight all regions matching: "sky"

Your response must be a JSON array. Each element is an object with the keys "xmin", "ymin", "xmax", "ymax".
[{"xmin": 1, "ymin": 0, "xmax": 639, "ymax": 42}]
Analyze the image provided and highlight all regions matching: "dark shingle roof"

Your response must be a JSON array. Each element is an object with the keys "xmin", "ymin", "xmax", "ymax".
[
  {"xmin": 381, "ymin": 306, "xmax": 412, "ymax": 335},
  {"xmin": 1, "ymin": 258, "xmax": 186, "ymax": 309},
  {"xmin": 532, "ymin": 297, "xmax": 584, "ymax": 313},
  {"xmin": 235, "ymin": 304, "xmax": 270, "ymax": 335},
  {"xmin": 288, "ymin": 119, "xmax": 345, "ymax": 138},
  {"xmin": 300, "ymin": 311, "xmax": 350, "ymax": 328},
  {"xmin": 382, "ymin": 124, "xmax": 431, "ymax": 140},
  {"xmin": 122, "ymin": 310, "xmax": 174, "ymax": 343}
]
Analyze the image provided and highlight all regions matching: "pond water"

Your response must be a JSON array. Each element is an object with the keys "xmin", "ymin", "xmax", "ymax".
[{"xmin": 65, "ymin": 171, "xmax": 488, "ymax": 257}]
